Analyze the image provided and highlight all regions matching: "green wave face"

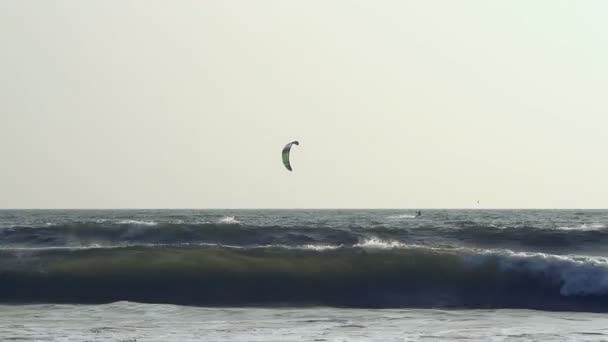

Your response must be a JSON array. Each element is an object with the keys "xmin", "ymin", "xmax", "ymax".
[{"xmin": 3, "ymin": 246, "xmax": 603, "ymax": 311}]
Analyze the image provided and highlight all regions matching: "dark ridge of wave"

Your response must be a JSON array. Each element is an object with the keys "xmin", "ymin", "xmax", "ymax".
[
  {"xmin": 443, "ymin": 225, "xmax": 608, "ymax": 248},
  {"xmin": 0, "ymin": 222, "xmax": 361, "ymax": 248},
  {"xmin": 356, "ymin": 225, "xmax": 608, "ymax": 250},
  {"xmin": 3, "ymin": 221, "xmax": 608, "ymax": 250},
  {"xmin": 1, "ymin": 245, "xmax": 608, "ymax": 312}
]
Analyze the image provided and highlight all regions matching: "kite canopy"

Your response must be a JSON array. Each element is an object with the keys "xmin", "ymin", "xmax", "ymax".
[{"xmin": 282, "ymin": 141, "xmax": 299, "ymax": 171}]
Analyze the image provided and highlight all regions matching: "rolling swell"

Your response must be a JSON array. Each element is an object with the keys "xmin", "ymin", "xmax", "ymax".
[
  {"xmin": 446, "ymin": 225, "xmax": 608, "ymax": 248},
  {"xmin": 3, "ymin": 221, "xmax": 608, "ymax": 250},
  {"xmin": 1, "ymin": 244, "xmax": 608, "ymax": 312},
  {"xmin": 0, "ymin": 222, "xmax": 360, "ymax": 248}
]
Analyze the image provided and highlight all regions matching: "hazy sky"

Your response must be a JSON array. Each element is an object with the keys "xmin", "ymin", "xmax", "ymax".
[{"xmin": 1, "ymin": 1, "xmax": 607, "ymax": 209}]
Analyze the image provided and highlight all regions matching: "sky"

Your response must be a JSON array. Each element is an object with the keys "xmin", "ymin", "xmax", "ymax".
[{"xmin": 1, "ymin": 1, "xmax": 607, "ymax": 209}]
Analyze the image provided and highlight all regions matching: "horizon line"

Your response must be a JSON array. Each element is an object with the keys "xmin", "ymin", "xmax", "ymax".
[{"xmin": 1, "ymin": 207, "xmax": 606, "ymax": 210}]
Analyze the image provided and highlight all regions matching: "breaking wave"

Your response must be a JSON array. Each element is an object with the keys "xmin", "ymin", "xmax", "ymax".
[{"xmin": 1, "ymin": 243, "xmax": 608, "ymax": 311}]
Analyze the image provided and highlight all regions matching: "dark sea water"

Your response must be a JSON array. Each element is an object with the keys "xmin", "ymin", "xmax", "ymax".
[{"xmin": 1, "ymin": 209, "xmax": 608, "ymax": 341}]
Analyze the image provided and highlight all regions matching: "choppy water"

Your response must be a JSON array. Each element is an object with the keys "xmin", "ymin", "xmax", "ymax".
[{"xmin": 1, "ymin": 209, "xmax": 608, "ymax": 340}]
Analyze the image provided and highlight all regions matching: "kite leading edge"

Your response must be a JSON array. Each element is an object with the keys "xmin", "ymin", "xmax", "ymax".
[{"xmin": 282, "ymin": 141, "xmax": 299, "ymax": 171}]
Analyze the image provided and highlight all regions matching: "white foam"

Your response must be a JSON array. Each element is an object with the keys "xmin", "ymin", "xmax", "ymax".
[
  {"xmin": 217, "ymin": 216, "xmax": 241, "ymax": 224},
  {"xmin": 556, "ymin": 223, "xmax": 606, "ymax": 231},
  {"xmin": 234, "ymin": 244, "xmax": 342, "ymax": 251},
  {"xmin": 116, "ymin": 220, "xmax": 158, "ymax": 226},
  {"xmin": 301, "ymin": 244, "xmax": 342, "ymax": 251},
  {"xmin": 354, "ymin": 237, "xmax": 412, "ymax": 249},
  {"xmin": 387, "ymin": 214, "xmax": 416, "ymax": 219}
]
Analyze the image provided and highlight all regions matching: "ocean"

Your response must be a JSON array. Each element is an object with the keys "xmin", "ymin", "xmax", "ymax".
[{"xmin": 1, "ymin": 209, "xmax": 608, "ymax": 341}]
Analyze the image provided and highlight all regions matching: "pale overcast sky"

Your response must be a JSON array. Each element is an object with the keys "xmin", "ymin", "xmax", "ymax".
[{"xmin": 1, "ymin": 1, "xmax": 607, "ymax": 209}]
